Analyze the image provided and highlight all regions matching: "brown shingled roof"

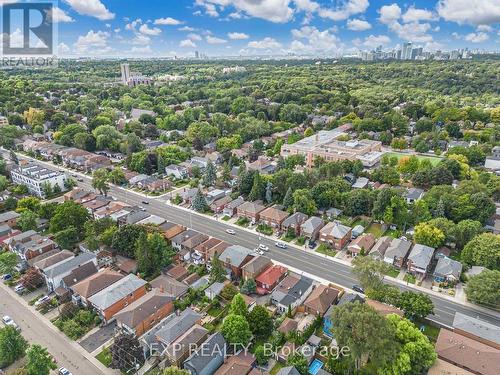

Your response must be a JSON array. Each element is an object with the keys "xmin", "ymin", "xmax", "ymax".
[{"xmin": 71, "ymin": 268, "xmax": 124, "ymax": 298}]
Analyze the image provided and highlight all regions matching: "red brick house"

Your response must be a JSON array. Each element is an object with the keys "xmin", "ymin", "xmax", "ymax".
[
  {"xmin": 236, "ymin": 201, "xmax": 265, "ymax": 223},
  {"xmin": 259, "ymin": 207, "xmax": 290, "ymax": 230},
  {"xmin": 255, "ymin": 265, "xmax": 288, "ymax": 294},
  {"xmin": 319, "ymin": 222, "xmax": 352, "ymax": 250}
]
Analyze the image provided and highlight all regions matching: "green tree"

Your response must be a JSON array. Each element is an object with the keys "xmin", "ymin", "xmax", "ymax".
[
  {"xmin": 16, "ymin": 197, "xmax": 41, "ymax": 213},
  {"xmin": 192, "ymin": 189, "xmax": 209, "ymax": 212},
  {"xmin": 0, "ymin": 326, "xmax": 28, "ymax": 367},
  {"xmin": 292, "ymin": 189, "xmax": 317, "ymax": 216},
  {"xmin": 161, "ymin": 367, "xmax": 190, "ymax": 375},
  {"xmin": 0, "ymin": 251, "xmax": 18, "ymax": 274},
  {"xmin": 49, "ymin": 201, "xmax": 90, "ymax": 237},
  {"xmin": 92, "ymin": 168, "xmax": 109, "ymax": 196},
  {"xmin": 380, "ymin": 315, "xmax": 436, "ymax": 375},
  {"xmin": 210, "ymin": 252, "xmax": 226, "ymax": 283},
  {"xmin": 247, "ymin": 305, "xmax": 273, "ymax": 338},
  {"xmin": 202, "ymin": 160, "xmax": 217, "ymax": 187},
  {"xmin": 241, "ymin": 278, "xmax": 256, "ymax": 295},
  {"xmin": 282, "ymin": 186, "xmax": 293, "ymax": 209},
  {"xmin": 461, "ymin": 233, "xmax": 500, "ymax": 270},
  {"xmin": 414, "ymin": 223, "xmax": 445, "ymax": 248},
  {"xmin": 221, "ymin": 314, "xmax": 252, "ymax": 347},
  {"xmin": 108, "ymin": 167, "xmax": 126, "ymax": 185},
  {"xmin": 397, "ymin": 292, "xmax": 434, "ymax": 321},
  {"xmin": 352, "ymin": 256, "xmax": 392, "ymax": 291},
  {"xmin": 25, "ymin": 344, "xmax": 56, "ymax": 375},
  {"xmin": 465, "ymin": 270, "xmax": 500, "ymax": 308},
  {"xmin": 248, "ymin": 173, "xmax": 265, "ymax": 202},
  {"xmin": 54, "ymin": 226, "xmax": 79, "ymax": 249},
  {"xmin": 135, "ymin": 232, "xmax": 169, "ymax": 278},
  {"xmin": 287, "ymin": 353, "xmax": 309, "ymax": 375},
  {"xmin": 17, "ymin": 209, "xmax": 38, "ymax": 232},
  {"xmin": 254, "ymin": 345, "xmax": 269, "ymax": 366},
  {"xmin": 111, "ymin": 224, "xmax": 147, "ymax": 257},
  {"xmin": 0, "ymin": 175, "xmax": 8, "ymax": 191},
  {"xmin": 229, "ymin": 293, "xmax": 248, "ymax": 317}
]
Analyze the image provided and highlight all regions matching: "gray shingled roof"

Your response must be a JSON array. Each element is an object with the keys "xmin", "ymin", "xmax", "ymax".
[
  {"xmin": 88, "ymin": 274, "xmax": 146, "ymax": 310},
  {"xmin": 183, "ymin": 332, "xmax": 226, "ymax": 374},
  {"xmin": 384, "ymin": 238, "xmax": 411, "ymax": 260},
  {"xmin": 44, "ymin": 252, "xmax": 96, "ymax": 279},
  {"xmin": 434, "ymin": 257, "xmax": 462, "ymax": 279},
  {"xmin": 277, "ymin": 367, "xmax": 301, "ymax": 375},
  {"xmin": 452, "ymin": 312, "xmax": 500, "ymax": 346},
  {"xmin": 219, "ymin": 245, "xmax": 254, "ymax": 267},
  {"xmin": 408, "ymin": 244, "xmax": 435, "ymax": 269},
  {"xmin": 301, "ymin": 216, "xmax": 324, "ymax": 233},
  {"xmin": 155, "ymin": 308, "xmax": 202, "ymax": 346}
]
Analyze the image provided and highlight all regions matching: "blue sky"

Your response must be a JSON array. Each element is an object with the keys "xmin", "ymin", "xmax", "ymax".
[{"xmin": 4, "ymin": 0, "xmax": 499, "ymax": 57}]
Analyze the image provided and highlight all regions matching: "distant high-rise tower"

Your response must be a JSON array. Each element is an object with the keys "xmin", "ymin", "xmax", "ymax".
[
  {"xmin": 120, "ymin": 63, "xmax": 130, "ymax": 85},
  {"xmin": 402, "ymin": 42, "xmax": 412, "ymax": 60},
  {"xmin": 195, "ymin": 51, "xmax": 199, "ymax": 59}
]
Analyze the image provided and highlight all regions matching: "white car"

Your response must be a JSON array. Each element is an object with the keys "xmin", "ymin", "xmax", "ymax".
[
  {"xmin": 275, "ymin": 242, "xmax": 287, "ymax": 249},
  {"xmin": 59, "ymin": 367, "xmax": 73, "ymax": 375},
  {"xmin": 2, "ymin": 315, "xmax": 19, "ymax": 330},
  {"xmin": 34, "ymin": 295, "xmax": 51, "ymax": 307},
  {"xmin": 14, "ymin": 284, "xmax": 25, "ymax": 294},
  {"xmin": 254, "ymin": 249, "xmax": 264, "ymax": 255},
  {"xmin": 225, "ymin": 229, "xmax": 236, "ymax": 235},
  {"xmin": 258, "ymin": 244, "xmax": 269, "ymax": 252}
]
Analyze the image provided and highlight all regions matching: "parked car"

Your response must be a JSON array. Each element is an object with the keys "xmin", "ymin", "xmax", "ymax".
[
  {"xmin": 254, "ymin": 249, "xmax": 265, "ymax": 256},
  {"xmin": 34, "ymin": 295, "xmax": 51, "ymax": 307},
  {"xmin": 1, "ymin": 274, "xmax": 12, "ymax": 281},
  {"xmin": 352, "ymin": 284, "xmax": 365, "ymax": 294},
  {"xmin": 308, "ymin": 241, "xmax": 317, "ymax": 249},
  {"xmin": 275, "ymin": 242, "xmax": 287, "ymax": 249},
  {"xmin": 2, "ymin": 315, "xmax": 19, "ymax": 330},
  {"xmin": 14, "ymin": 284, "xmax": 25, "ymax": 294},
  {"xmin": 77, "ymin": 178, "xmax": 84, "ymax": 182},
  {"xmin": 142, "ymin": 200, "xmax": 149, "ymax": 205},
  {"xmin": 226, "ymin": 229, "xmax": 236, "ymax": 235},
  {"xmin": 258, "ymin": 244, "xmax": 269, "ymax": 252},
  {"xmin": 58, "ymin": 367, "xmax": 72, "ymax": 375}
]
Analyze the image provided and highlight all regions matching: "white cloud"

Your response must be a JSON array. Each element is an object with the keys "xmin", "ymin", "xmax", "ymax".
[
  {"xmin": 294, "ymin": 0, "xmax": 320, "ymax": 13},
  {"xmin": 130, "ymin": 45, "xmax": 153, "ymax": 54},
  {"xmin": 477, "ymin": 25, "xmax": 493, "ymax": 32},
  {"xmin": 346, "ymin": 18, "xmax": 371, "ymax": 31},
  {"xmin": 58, "ymin": 42, "xmax": 70, "ymax": 54},
  {"xmin": 49, "ymin": 7, "xmax": 74, "ymax": 23},
  {"xmin": 378, "ymin": 3, "xmax": 401, "ymax": 24},
  {"xmin": 289, "ymin": 26, "xmax": 342, "ymax": 55},
  {"xmin": 318, "ymin": 0, "xmax": 369, "ymax": 21},
  {"xmin": 228, "ymin": 32, "xmax": 249, "ymax": 40},
  {"xmin": 247, "ymin": 37, "xmax": 282, "ymax": 49},
  {"xmin": 139, "ymin": 24, "xmax": 161, "ymax": 36},
  {"xmin": 197, "ymin": 0, "xmax": 294, "ymax": 23},
  {"xmin": 74, "ymin": 30, "xmax": 110, "ymax": 53},
  {"xmin": 401, "ymin": 7, "xmax": 436, "ymax": 23},
  {"xmin": 125, "ymin": 19, "xmax": 142, "ymax": 31},
  {"xmin": 206, "ymin": 35, "xmax": 227, "ymax": 44},
  {"xmin": 363, "ymin": 34, "xmax": 391, "ymax": 48},
  {"xmin": 154, "ymin": 17, "xmax": 184, "ymax": 25},
  {"xmin": 131, "ymin": 34, "xmax": 151, "ymax": 45},
  {"xmin": 389, "ymin": 21, "xmax": 434, "ymax": 43},
  {"xmin": 437, "ymin": 0, "xmax": 500, "ymax": 26},
  {"xmin": 465, "ymin": 32, "xmax": 490, "ymax": 43},
  {"xmin": 64, "ymin": 0, "xmax": 114, "ymax": 21},
  {"xmin": 180, "ymin": 39, "xmax": 197, "ymax": 48},
  {"xmin": 187, "ymin": 33, "xmax": 202, "ymax": 41},
  {"xmin": 179, "ymin": 26, "xmax": 195, "ymax": 32}
]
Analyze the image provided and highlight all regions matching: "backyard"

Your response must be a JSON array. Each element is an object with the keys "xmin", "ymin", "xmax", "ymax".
[{"xmin": 385, "ymin": 152, "xmax": 442, "ymax": 166}]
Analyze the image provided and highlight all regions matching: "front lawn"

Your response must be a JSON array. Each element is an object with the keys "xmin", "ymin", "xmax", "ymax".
[
  {"xmin": 404, "ymin": 274, "xmax": 416, "ymax": 284},
  {"xmin": 256, "ymin": 224, "xmax": 273, "ymax": 235},
  {"xmin": 316, "ymin": 243, "xmax": 337, "ymax": 257},
  {"xmin": 96, "ymin": 347, "xmax": 112, "ymax": 367},
  {"xmin": 221, "ymin": 215, "xmax": 231, "ymax": 221},
  {"xmin": 384, "ymin": 267, "xmax": 400, "ymax": 278},
  {"xmin": 415, "ymin": 320, "xmax": 440, "ymax": 342},
  {"xmin": 53, "ymin": 306, "xmax": 100, "ymax": 340},
  {"xmin": 236, "ymin": 217, "xmax": 250, "ymax": 227}
]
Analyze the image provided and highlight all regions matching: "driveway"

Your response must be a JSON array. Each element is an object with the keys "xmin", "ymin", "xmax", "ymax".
[{"xmin": 79, "ymin": 321, "xmax": 117, "ymax": 353}]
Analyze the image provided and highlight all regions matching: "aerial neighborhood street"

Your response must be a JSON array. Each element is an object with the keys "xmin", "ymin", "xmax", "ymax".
[{"xmin": 1, "ymin": 2, "xmax": 500, "ymax": 374}]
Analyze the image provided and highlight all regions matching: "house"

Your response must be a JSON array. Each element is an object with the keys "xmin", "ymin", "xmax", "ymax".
[
  {"xmin": 61, "ymin": 261, "xmax": 98, "ymax": 290},
  {"xmin": 33, "ymin": 250, "xmax": 74, "ymax": 271},
  {"xmin": 236, "ymin": 201, "xmax": 266, "ymax": 223},
  {"xmin": 219, "ymin": 245, "xmax": 255, "ymax": 278},
  {"xmin": 183, "ymin": 332, "xmax": 227, "ymax": 375},
  {"xmin": 160, "ymin": 222, "xmax": 186, "ymax": 242},
  {"xmin": 352, "ymin": 177, "xmax": 369, "ymax": 189},
  {"xmin": 130, "ymin": 108, "xmax": 156, "ymax": 121},
  {"xmin": 300, "ymin": 217, "xmax": 324, "ymax": 241},
  {"xmin": 193, "ymin": 238, "xmax": 222, "ymax": 263},
  {"xmin": 214, "ymin": 352, "xmax": 255, "ymax": 375},
  {"xmin": 171, "ymin": 229, "xmax": 200, "ymax": 251},
  {"xmin": 383, "ymin": 238, "xmax": 412, "ymax": 268},
  {"xmin": 368, "ymin": 236, "xmax": 392, "ymax": 261},
  {"xmin": 351, "ymin": 225, "xmax": 364, "ymax": 238},
  {"xmin": 165, "ymin": 324, "xmax": 209, "ymax": 367},
  {"xmin": 247, "ymin": 156, "xmax": 276, "ymax": 175},
  {"xmin": 435, "ymin": 329, "xmax": 500, "ymax": 375},
  {"xmin": 366, "ymin": 299, "xmax": 403, "ymax": 317},
  {"xmin": 348, "ymin": 233, "xmax": 376, "ymax": 257},
  {"xmin": 179, "ymin": 187, "xmax": 199, "ymax": 205},
  {"xmin": 204, "ymin": 282, "xmax": 225, "ymax": 300},
  {"xmin": 223, "ymin": 197, "xmax": 244, "ymax": 217},
  {"xmin": 181, "ymin": 233, "xmax": 209, "ymax": 253},
  {"xmin": 166, "ymin": 265, "xmax": 189, "ymax": 281},
  {"xmin": 407, "ymin": 244, "xmax": 435, "ymax": 276},
  {"xmin": 115, "ymin": 289, "xmax": 174, "ymax": 336},
  {"xmin": 405, "ymin": 188, "xmax": 424, "ymax": 204},
  {"xmin": 136, "ymin": 214, "xmax": 166, "ymax": 226},
  {"xmin": 323, "ymin": 293, "xmax": 364, "ymax": 337},
  {"xmin": 434, "ymin": 257, "xmax": 463, "ymax": 283},
  {"xmin": 206, "ymin": 189, "xmax": 227, "ymax": 204},
  {"xmin": 141, "ymin": 178, "xmax": 170, "ymax": 192},
  {"xmin": 149, "ymin": 274, "xmax": 188, "ymax": 298},
  {"xmin": 428, "ymin": 359, "xmax": 476, "ymax": 375},
  {"xmin": 255, "ymin": 265, "xmax": 288, "ymax": 295},
  {"xmin": 281, "ymin": 212, "xmax": 309, "ymax": 235},
  {"xmin": 259, "ymin": 206, "xmax": 290, "ymax": 230},
  {"xmin": 151, "ymin": 308, "xmax": 202, "ymax": 350},
  {"xmin": 0, "ymin": 211, "xmax": 20, "ymax": 228},
  {"xmin": 241, "ymin": 256, "xmax": 272, "ymax": 281},
  {"xmin": 71, "ymin": 268, "xmax": 124, "ymax": 306},
  {"xmin": 88, "ymin": 274, "xmax": 147, "ymax": 323},
  {"xmin": 278, "ymin": 317, "xmax": 299, "ymax": 335},
  {"xmin": 210, "ymin": 195, "xmax": 233, "ymax": 213},
  {"xmin": 0, "ymin": 224, "xmax": 20, "ymax": 243},
  {"xmin": 271, "ymin": 273, "xmax": 314, "ymax": 314},
  {"xmin": 165, "ymin": 164, "xmax": 188, "ymax": 180},
  {"xmin": 8, "ymin": 231, "xmax": 57, "ymax": 261},
  {"xmin": 325, "ymin": 208, "xmax": 342, "ymax": 220},
  {"xmin": 42, "ymin": 252, "xmax": 97, "ymax": 293},
  {"xmin": 303, "ymin": 284, "xmax": 340, "ymax": 316},
  {"xmin": 452, "ymin": 312, "xmax": 500, "ymax": 350},
  {"xmin": 319, "ymin": 222, "xmax": 352, "ymax": 250}
]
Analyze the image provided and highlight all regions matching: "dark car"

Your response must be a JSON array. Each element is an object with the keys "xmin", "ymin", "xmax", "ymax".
[
  {"xmin": 352, "ymin": 284, "xmax": 365, "ymax": 294},
  {"xmin": 308, "ymin": 241, "xmax": 316, "ymax": 249},
  {"xmin": 142, "ymin": 200, "xmax": 149, "ymax": 204}
]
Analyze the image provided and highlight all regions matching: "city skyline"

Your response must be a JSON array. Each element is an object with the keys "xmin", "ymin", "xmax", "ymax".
[{"xmin": 0, "ymin": 0, "xmax": 498, "ymax": 58}]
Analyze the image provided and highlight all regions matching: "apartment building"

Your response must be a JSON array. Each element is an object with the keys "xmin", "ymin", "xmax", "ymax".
[{"xmin": 11, "ymin": 162, "xmax": 67, "ymax": 198}]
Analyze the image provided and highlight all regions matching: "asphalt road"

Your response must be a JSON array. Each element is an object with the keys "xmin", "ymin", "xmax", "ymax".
[
  {"xmin": 73, "ymin": 177, "xmax": 500, "ymax": 328},
  {"xmin": 0, "ymin": 284, "xmax": 110, "ymax": 375}
]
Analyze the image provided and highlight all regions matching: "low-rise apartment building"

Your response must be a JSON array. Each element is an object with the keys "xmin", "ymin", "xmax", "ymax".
[{"xmin": 11, "ymin": 162, "xmax": 67, "ymax": 198}]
